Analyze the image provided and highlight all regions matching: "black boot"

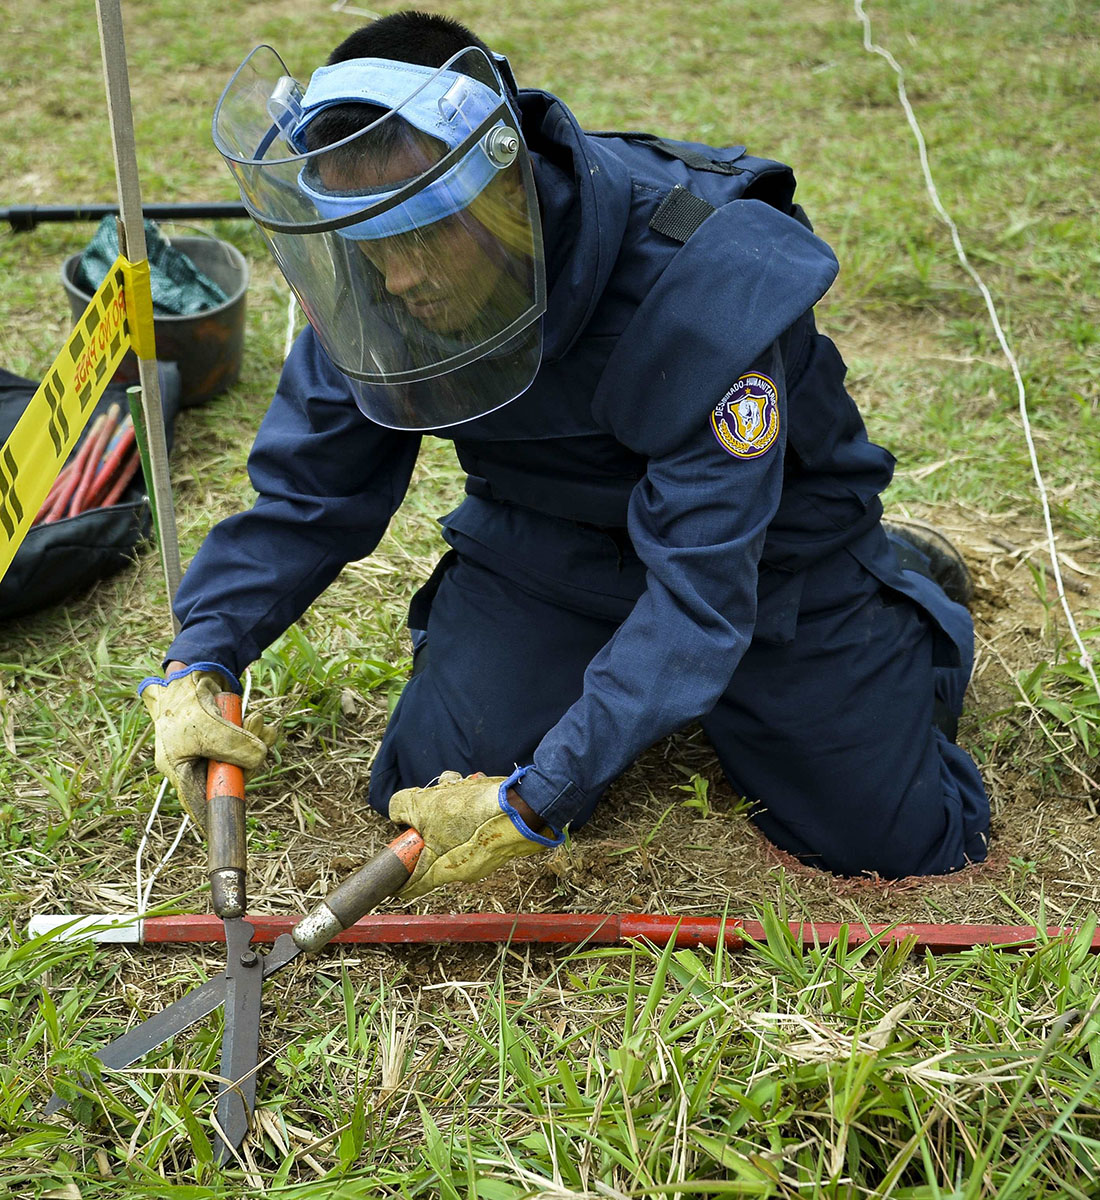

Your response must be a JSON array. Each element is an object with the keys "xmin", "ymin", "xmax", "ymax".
[{"xmin": 882, "ymin": 517, "xmax": 974, "ymax": 609}]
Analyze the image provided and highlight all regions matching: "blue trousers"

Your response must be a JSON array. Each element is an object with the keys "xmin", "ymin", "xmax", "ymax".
[{"xmin": 368, "ymin": 527, "xmax": 990, "ymax": 878}]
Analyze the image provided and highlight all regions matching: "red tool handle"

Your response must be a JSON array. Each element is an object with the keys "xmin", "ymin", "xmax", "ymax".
[
  {"xmin": 84, "ymin": 421, "xmax": 137, "ymax": 509},
  {"xmin": 39, "ymin": 413, "xmax": 104, "ymax": 524},
  {"xmin": 290, "ymin": 827, "xmax": 424, "ymax": 953},
  {"xmin": 206, "ymin": 693, "xmax": 247, "ymax": 919}
]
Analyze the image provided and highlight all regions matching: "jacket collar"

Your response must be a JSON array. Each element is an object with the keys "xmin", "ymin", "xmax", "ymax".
[{"xmin": 519, "ymin": 90, "xmax": 633, "ymax": 361}]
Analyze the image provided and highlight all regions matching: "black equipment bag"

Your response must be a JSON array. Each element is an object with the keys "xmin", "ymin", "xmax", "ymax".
[{"xmin": 0, "ymin": 364, "xmax": 181, "ymax": 621}]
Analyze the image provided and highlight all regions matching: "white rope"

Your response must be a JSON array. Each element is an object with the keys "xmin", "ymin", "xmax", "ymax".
[
  {"xmin": 135, "ymin": 776, "xmax": 190, "ymax": 913},
  {"xmin": 134, "ymin": 669, "xmax": 254, "ymax": 912},
  {"xmin": 853, "ymin": 0, "xmax": 1099, "ymax": 700}
]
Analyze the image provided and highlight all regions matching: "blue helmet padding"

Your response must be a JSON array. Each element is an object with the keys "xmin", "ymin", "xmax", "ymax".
[
  {"xmin": 299, "ymin": 135, "xmax": 501, "ymax": 239},
  {"xmin": 292, "ymin": 57, "xmax": 507, "ymax": 239},
  {"xmin": 290, "ymin": 58, "xmax": 501, "ymax": 151}
]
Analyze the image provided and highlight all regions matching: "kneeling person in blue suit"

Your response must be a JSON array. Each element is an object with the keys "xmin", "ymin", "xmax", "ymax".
[{"xmin": 139, "ymin": 11, "xmax": 990, "ymax": 896}]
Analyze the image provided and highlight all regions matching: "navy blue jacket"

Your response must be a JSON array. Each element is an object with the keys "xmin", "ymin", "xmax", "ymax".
[{"xmin": 169, "ymin": 89, "xmax": 897, "ymax": 829}]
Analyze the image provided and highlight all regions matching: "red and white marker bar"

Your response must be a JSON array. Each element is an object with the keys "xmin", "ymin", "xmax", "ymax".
[{"xmin": 27, "ymin": 913, "xmax": 1100, "ymax": 954}]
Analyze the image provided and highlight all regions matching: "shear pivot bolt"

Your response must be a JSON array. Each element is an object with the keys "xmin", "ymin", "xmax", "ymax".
[{"xmin": 240, "ymin": 950, "xmax": 259, "ymax": 968}]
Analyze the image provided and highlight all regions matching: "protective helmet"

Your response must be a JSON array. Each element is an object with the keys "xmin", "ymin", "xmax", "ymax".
[{"xmin": 213, "ymin": 45, "xmax": 545, "ymax": 429}]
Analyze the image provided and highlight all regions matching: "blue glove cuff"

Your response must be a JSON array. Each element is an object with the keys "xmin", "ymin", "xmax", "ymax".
[
  {"xmin": 137, "ymin": 661, "xmax": 243, "ymax": 698},
  {"xmin": 497, "ymin": 765, "xmax": 564, "ymax": 848}
]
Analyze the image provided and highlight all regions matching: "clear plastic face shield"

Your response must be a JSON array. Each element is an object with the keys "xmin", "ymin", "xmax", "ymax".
[{"xmin": 213, "ymin": 45, "xmax": 545, "ymax": 430}]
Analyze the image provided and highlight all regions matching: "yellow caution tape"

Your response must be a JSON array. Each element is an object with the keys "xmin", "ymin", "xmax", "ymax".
[
  {"xmin": 0, "ymin": 254, "xmax": 147, "ymax": 583},
  {"xmin": 121, "ymin": 256, "xmax": 157, "ymax": 360}
]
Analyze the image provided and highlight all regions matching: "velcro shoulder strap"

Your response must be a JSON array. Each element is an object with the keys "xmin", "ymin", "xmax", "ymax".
[{"xmin": 648, "ymin": 185, "xmax": 716, "ymax": 243}]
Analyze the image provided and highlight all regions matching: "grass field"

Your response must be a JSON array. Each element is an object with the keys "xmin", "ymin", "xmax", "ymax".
[{"xmin": 2, "ymin": 0, "xmax": 1099, "ymax": 1195}]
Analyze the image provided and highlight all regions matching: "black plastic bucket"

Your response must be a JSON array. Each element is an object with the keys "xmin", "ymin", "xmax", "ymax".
[{"xmin": 61, "ymin": 235, "xmax": 249, "ymax": 407}]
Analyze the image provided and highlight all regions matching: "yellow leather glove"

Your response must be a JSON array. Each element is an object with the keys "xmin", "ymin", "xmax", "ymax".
[
  {"xmin": 138, "ymin": 663, "xmax": 276, "ymax": 834},
  {"xmin": 388, "ymin": 769, "xmax": 562, "ymax": 900}
]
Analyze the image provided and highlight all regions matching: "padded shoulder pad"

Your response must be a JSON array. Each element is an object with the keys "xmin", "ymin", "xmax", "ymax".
[{"xmin": 592, "ymin": 200, "xmax": 838, "ymax": 457}]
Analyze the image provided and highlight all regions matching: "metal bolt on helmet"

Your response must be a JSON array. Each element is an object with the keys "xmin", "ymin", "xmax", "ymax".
[{"xmin": 484, "ymin": 126, "xmax": 521, "ymax": 167}]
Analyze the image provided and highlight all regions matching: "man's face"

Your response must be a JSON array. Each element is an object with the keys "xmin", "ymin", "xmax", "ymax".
[{"xmin": 321, "ymin": 140, "xmax": 512, "ymax": 336}]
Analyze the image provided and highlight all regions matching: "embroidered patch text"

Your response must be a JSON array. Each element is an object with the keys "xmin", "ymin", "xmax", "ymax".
[{"xmin": 710, "ymin": 373, "xmax": 780, "ymax": 459}]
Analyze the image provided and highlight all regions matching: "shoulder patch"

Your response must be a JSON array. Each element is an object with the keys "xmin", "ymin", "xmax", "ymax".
[{"xmin": 710, "ymin": 373, "xmax": 780, "ymax": 459}]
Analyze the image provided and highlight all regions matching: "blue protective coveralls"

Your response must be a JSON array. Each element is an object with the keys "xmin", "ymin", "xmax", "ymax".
[{"xmin": 167, "ymin": 89, "xmax": 990, "ymax": 877}]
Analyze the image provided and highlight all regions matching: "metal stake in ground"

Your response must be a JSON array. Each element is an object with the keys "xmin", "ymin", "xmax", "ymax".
[{"xmin": 95, "ymin": 0, "xmax": 181, "ymax": 629}]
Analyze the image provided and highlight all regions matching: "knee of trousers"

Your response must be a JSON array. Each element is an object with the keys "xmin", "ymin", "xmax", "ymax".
[{"xmin": 746, "ymin": 736, "xmax": 990, "ymax": 879}]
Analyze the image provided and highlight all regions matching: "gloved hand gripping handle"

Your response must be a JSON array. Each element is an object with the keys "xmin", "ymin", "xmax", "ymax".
[
  {"xmin": 207, "ymin": 689, "xmax": 423, "ymax": 946},
  {"xmin": 207, "ymin": 693, "xmax": 248, "ymax": 919}
]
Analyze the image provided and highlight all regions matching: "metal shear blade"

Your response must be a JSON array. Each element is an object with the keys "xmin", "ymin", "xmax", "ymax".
[
  {"xmin": 43, "ymin": 931, "xmax": 303, "ymax": 1119},
  {"xmin": 42, "ymin": 823, "xmax": 422, "ymax": 1155},
  {"xmin": 213, "ymin": 917, "xmax": 264, "ymax": 1163}
]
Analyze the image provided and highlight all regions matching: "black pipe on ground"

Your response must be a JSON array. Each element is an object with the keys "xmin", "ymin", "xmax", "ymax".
[{"xmin": 3, "ymin": 202, "xmax": 248, "ymax": 232}]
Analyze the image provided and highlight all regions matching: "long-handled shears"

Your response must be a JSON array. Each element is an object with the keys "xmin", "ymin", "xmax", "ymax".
[{"xmin": 45, "ymin": 693, "xmax": 424, "ymax": 1165}]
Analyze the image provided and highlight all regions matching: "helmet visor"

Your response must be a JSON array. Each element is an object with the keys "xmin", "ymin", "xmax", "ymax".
[{"xmin": 213, "ymin": 45, "xmax": 545, "ymax": 429}]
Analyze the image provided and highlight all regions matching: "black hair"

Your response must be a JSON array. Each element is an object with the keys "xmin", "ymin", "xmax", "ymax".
[
  {"xmin": 327, "ymin": 10, "xmax": 495, "ymax": 70},
  {"xmin": 304, "ymin": 10, "xmax": 510, "ymax": 157}
]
